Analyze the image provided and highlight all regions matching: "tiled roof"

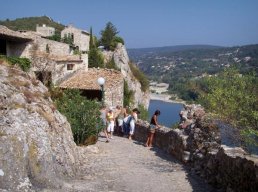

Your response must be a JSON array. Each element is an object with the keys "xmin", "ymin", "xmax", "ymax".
[
  {"xmin": 0, "ymin": 25, "xmax": 33, "ymax": 42},
  {"xmin": 59, "ymin": 68, "xmax": 123, "ymax": 90}
]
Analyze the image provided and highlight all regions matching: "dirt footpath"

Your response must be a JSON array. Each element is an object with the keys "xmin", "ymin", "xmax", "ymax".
[{"xmin": 46, "ymin": 135, "xmax": 217, "ymax": 192}]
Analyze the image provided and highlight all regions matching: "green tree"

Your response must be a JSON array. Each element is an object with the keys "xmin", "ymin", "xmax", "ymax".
[
  {"xmin": 88, "ymin": 47, "xmax": 104, "ymax": 68},
  {"xmin": 100, "ymin": 22, "xmax": 119, "ymax": 50},
  {"xmin": 199, "ymin": 67, "xmax": 258, "ymax": 145}
]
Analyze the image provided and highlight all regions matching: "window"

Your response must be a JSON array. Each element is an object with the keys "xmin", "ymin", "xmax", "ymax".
[{"xmin": 67, "ymin": 64, "xmax": 74, "ymax": 71}]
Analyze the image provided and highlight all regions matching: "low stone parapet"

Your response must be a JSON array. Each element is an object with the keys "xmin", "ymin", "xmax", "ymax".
[{"xmin": 134, "ymin": 116, "xmax": 258, "ymax": 191}]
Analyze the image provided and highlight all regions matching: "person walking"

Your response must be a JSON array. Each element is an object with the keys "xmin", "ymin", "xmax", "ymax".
[{"xmin": 145, "ymin": 110, "xmax": 161, "ymax": 147}]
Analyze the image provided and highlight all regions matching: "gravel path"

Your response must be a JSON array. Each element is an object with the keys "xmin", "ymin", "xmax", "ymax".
[{"xmin": 48, "ymin": 135, "xmax": 217, "ymax": 192}]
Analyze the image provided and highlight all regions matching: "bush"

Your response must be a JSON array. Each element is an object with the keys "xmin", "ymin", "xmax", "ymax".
[
  {"xmin": 0, "ymin": 55, "xmax": 31, "ymax": 72},
  {"xmin": 138, "ymin": 104, "xmax": 149, "ymax": 121},
  {"xmin": 113, "ymin": 36, "xmax": 124, "ymax": 45},
  {"xmin": 129, "ymin": 62, "xmax": 149, "ymax": 92},
  {"xmin": 54, "ymin": 89, "xmax": 102, "ymax": 145},
  {"xmin": 123, "ymin": 80, "xmax": 134, "ymax": 107}
]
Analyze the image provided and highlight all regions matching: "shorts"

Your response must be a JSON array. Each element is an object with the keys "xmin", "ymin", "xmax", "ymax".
[
  {"xmin": 107, "ymin": 121, "xmax": 115, "ymax": 132},
  {"xmin": 149, "ymin": 124, "xmax": 156, "ymax": 133}
]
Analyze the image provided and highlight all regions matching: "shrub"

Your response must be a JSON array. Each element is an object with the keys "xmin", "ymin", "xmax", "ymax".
[
  {"xmin": 113, "ymin": 36, "xmax": 124, "ymax": 45},
  {"xmin": 0, "ymin": 55, "xmax": 31, "ymax": 72},
  {"xmin": 138, "ymin": 104, "xmax": 149, "ymax": 121},
  {"xmin": 54, "ymin": 89, "xmax": 102, "ymax": 145},
  {"xmin": 129, "ymin": 62, "xmax": 149, "ymax": 92},
  {"xmin": 123, "ymin": 80, "xmax": 134, "ymax": 107}
]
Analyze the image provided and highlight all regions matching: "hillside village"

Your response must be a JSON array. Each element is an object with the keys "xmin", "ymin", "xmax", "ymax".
[{"xmin": 0, "ymin": 24, "xmax": 149, "ymax": 108}]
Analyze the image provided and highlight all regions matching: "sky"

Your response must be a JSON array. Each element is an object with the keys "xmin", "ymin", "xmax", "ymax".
[{"xmin": 1, "ymin": 0, "xmax": 258, "ymax": 48}]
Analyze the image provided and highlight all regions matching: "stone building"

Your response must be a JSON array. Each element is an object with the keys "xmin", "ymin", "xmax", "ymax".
[
  {"xmin": 61, "ymin": 25, "xmax": 90, "ymax": 53},
  {"xmin": 36, "ymin": 24, "xmax": 55, "ymax": 37},
  {"xmin": 0, "ymin": 25, "xmax": 88, "ymax": 85},
  {"xmin": 59, "ymin": 68, "xmax": 124, "ymax": 108}
]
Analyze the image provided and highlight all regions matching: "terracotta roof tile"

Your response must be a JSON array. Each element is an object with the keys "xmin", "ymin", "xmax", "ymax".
[{"xmin": 59, "ymin": 68, "xmax": 123, "ymax": 90}]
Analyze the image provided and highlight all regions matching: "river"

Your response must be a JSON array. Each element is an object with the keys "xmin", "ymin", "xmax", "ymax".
[{"xmin": 148, "ymin": 100, "xmax": 183, "ymax": 128}]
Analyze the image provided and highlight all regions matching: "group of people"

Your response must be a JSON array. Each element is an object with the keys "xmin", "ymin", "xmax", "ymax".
[
  {"xmin": 100, "ymin": 105, "xmax": 141, "ymax": 143},
  {"xmin": 100, "ymin": 105, "xmax": 162, "ymax": 147}
]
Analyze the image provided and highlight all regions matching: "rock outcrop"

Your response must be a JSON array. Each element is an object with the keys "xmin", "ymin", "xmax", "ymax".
[
  {"xmin": 0, "ymin": 62, "xmax": 87, "ymax": 191},
  {"xmin": 102, "ymin": 43, "xmax": 149, "ymax": 108}
]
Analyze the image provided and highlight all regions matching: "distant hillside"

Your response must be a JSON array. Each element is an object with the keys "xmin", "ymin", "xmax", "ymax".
[
  {"xmin": 128, "ymin": 45, "xmax": 223, "ymax": 55},
  {"xmin": 0, "ymin": 16, "xmax": 65, "ymax": 33},
  {"xmin": 128, "ymin": 44, "xmax": 258, "ymax": 100}
]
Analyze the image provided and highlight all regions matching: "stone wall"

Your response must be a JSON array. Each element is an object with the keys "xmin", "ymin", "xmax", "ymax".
[
  {"xmin": 6, "ymin": 41, "xmax": 32, "ymax": 58},
  {"xmin": 33, "ymin": 37, "xmax": 71, "ymax": 56},
  {"xmin": 105, "ymin": 77, "xmax": 124, "ymax": 107},
  {"xmin": 61, "ymin": 25, "xmax": 90, "ymax": 52},
  {"xmin": 134, "ymin": 105, "xmax": 258, "ymax": 191}
]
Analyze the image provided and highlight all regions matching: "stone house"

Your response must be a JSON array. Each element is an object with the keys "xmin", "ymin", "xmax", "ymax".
[
  {"xmin": 36, "ymin": 24, "xmax": 55, "ymax": 37},
  {"xmin": 59, "ymin": 68, "xmax": 124, "ymax": 108},
  {"xmin": 0, "ymin": 25, "xmax": 124, "ymax": 107},
  {"xmin": 0, "ymin": 25, "xmax": 88, "ymax": 84},
  {"xmin": 61, "ymin": 25, "xmax": 90, "ymax": 53}
]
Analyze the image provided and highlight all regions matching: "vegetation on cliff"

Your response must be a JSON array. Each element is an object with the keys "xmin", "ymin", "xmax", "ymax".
[{"xmin": 0, "ymin": 55, "xmax": 31, "ymax": 72}]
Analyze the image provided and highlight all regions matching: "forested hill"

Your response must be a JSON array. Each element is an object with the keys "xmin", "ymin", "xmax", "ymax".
[
  {"xmin": 128, "ymin": 44, "xmax": 258, "ymax": 76},
  {"xmin": 0, "ymin": 16, "xmax": 65, "ymax": 32},
  {"xmin": 128, "ymin": 45, "xmax": 223, "ymax": 56},
  {"xmin": 128, "ymin": 44, "xmax": 258, "ymax": 100}
]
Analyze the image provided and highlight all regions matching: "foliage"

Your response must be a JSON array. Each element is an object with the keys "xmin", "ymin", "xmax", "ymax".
[
  {"xmin": 138, "ymin": 104, "xmax": 149, "ymax": 121},
  {"xmin": 123, "ymin": 80, "xmax": 134, "ymax": 107},
  {"xmin": 113, "ymin": 36, "xmax": 124, "ymax": 45},
  {"xmin": 198, "ymin": 67, "xmax": 258, "ymax": 145},
  {"xmin": 0, "ymin": 55, "xmax": 31, "ymax": 72},
  {"xmin": 88, "ymin": 48, "xmax": 104, "ymax": 68},
  {"xmin": 54, "ymin": 89, "xmax": 102, "ymax": 145},
  {"xmin": 100, "ymin": 22, "xmax": 119, "ymax": 51},
  {"xmin": 62, "ymin": 33, "xmax": 74, "ymax": 46},
  {"xmin": 46, "ymin": 31, "xmax": 61, "ymax": 42},
  {"xmin": 106, "ymin": 57, "xmax": 119, "ymax": 70},
  {"xmin": 0, "ymin": 16, "xmax": 65, "ymax": 33},
  {"xmin": 129, "ymin": 62, "xmax": 149, "ymax": 92},
  {"xmin": 88, "ymin": 27, "xmax": 104, "ymax": 68}
]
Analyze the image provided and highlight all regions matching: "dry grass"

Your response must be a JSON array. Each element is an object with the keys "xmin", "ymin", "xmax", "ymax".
[
  {"xmin": 36, "ymin": 107, "xmax": 54, "ymax": 125},
  {"xmin": 22, "ymin": 89, "xmax": 42, "ymax": 103},
  {"xmin": 31, "ymin": 78, "xmax": 40, "ymax": 86},
  {"xmin": 9, "ymin": 102, "xmax": 26, "ymax": 110},
  {"xmin": 10, "ymin": 78, "xmax": 30, "ymax": 89}
]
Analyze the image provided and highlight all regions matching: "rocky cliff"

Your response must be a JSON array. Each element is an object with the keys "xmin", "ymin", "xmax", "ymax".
[
  {"xmin": 102, "ymin": 43, "xmax": 150, "ymax": 108},
  {"xmin": 0, "ymin": 61, "xmax": 89, "ymax": 191}
]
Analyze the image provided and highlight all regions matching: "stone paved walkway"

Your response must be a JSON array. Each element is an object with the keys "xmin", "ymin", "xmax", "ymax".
[{"xmin": 49, "ymin": 135, "xmax": 217, "ymax": 192}]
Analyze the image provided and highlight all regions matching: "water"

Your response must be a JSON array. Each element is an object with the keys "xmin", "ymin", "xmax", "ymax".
[{"xmin": 148, "ymin": 100, "xmax": 183, "ymax": 128}]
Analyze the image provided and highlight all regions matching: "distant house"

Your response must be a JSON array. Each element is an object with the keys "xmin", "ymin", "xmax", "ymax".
[
  {"xmin": 59, "ymin": 68, "xmax": 124, "ymax": 107},
  {"xmin": 36, "ymin": 24, "xmax": 55, "ymax": 37},
  {"xmin": 61, "ymin": 25, "xmax": 90, "ymax": 53}
]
